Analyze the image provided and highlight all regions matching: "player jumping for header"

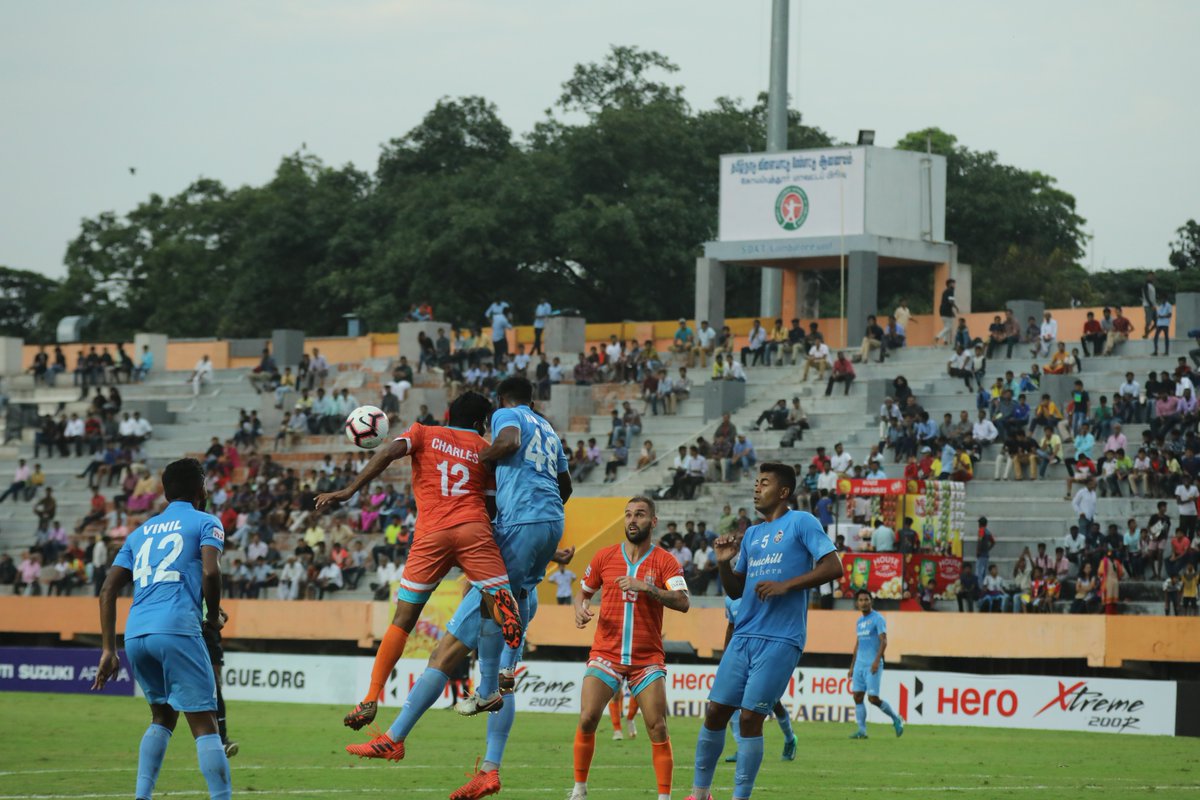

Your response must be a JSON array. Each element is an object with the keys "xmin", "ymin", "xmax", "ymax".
[
  {"xmin": 848, "ymin": 589, "xmax": 904, "ymax": 739},
  {"xmin": 569, "ymin": 496, "xmax": 690, "ymax": 800},
  {"xmin": 91, "ymin": 458, "xmax": 233, "ymax": 800},
  {"xmin": 451, "ymin": 376, "xmax": 572, "ymax": 799},
  {"xmin": 315, "ymin": 391, "xmax": 523, "ymax": 732},
  {"xmin": 685, "ymin": 463, "xmax": 842, "ymax": 800}
]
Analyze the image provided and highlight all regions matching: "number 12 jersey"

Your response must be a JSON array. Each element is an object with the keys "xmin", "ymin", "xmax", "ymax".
[{"xmin": 396, "ymin": 423, "xmax": 494, "ymax": 537}]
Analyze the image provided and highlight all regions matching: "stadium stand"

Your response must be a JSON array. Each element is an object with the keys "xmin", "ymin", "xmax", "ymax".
[{"xmin": 0, "ymin": 312, "xmax": 1195, "ymax": 617}]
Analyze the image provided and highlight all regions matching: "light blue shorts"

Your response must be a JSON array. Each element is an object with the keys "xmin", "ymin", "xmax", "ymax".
[
  {"xmin": 852, "ymin": 661, "xmax": 883, "ymax": 696},
  {"xmin": 708, "ymin": 635, "xmax": 801, "ymax": 715},
  {"xmin": 126, "ymin": 633, "xmax": 218, "ymax": 712}
]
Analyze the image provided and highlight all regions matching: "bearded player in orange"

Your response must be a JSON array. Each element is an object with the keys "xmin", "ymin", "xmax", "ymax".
[
  {"xmin": 569, "ymin": 496, "xmax": 690, "ymax": 800},
  {"xmin": 315, "ymin": 391, "xmax": 522, "ymax": 731}
]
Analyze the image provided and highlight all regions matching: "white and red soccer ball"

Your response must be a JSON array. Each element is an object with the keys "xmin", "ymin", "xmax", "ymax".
[{"xmin": 344, "ymin": 405, "xmax": 388, "ymax": 449}]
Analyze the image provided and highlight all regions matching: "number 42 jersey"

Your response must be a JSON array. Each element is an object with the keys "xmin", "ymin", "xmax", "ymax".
[
  {"xmin": 491, "ymin": 405, "xmax": 569, "ymax": 529},
  {"xmin": 114, "ymin": 500, "xmax": 225, "ymax": 639}
]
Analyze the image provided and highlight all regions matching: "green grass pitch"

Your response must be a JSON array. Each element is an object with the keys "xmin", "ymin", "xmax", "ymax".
[{"xmin": 2, "ymin": 692, "xmax": 1196, "ymax": 798}]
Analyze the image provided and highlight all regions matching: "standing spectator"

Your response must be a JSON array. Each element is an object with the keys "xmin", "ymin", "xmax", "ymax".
[
  {"xmin": 90, "ymin": 534, "xmax": 108, "ymax": 597},
  {"xmin": 1072, "ymin": 479, "xmax": 1098, "ymax": 534},
  {"xmin": 309, "ymin": 348, "xmax": 329, "ymax": 389},
  {"xmin": 1163, "ymin": 574, "xmax": 1182, "ymax": 616},
  {"xmin": 532, "ymin": 298, "xmax": 553, "ymax": 354},
  {"xmin": 1097, "ymin": 548, "xmax": 1126, "ymax": 615},
  {"xmin": 34, "ymin": 487, "xmax": 56, "ymax": 532},
  {"xmin": 1176, "ymin": 474, "xmax": 1199, "ymax": 541},
  {"xmin": 1141, "ymin": 272, "xmax": 1157, "ymax": 339},
  {"xmin": 933, "ymin": 278, "xmax": 958, "ymax": 347},
  {"xmin": 694, "ymin": 320, "xmax": 718, "ymax": 368},
  {"xmin": 825, "ymin": 352, "xmax": 855, "ymax": 396},
  {"xmin": 549, "ymin": 562, "xmax": 576, "ymax": 605},
  {"xmin": 1153, "ymin": 295, "xmax": 1173, "ymax": 356},
  {"xmin": 1182, "ymin": 564, "xmax": 1199, "ymax": 616},
  {"xmin": 975, "ymin": 517, "xmax": 995, "ymax": 578}
]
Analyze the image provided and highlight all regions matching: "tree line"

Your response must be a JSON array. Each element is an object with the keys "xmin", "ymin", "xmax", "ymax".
[{"xmin": 3, "ymin": 46, "xmax": 1192, "ymax": 342}]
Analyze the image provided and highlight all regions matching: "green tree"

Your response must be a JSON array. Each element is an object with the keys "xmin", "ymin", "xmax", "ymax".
[
  {"xmin": 1169, "ymin": 219, "xmax": 1200, "ymax": 271},
  {"xmin": 0, "ymin": 266, "xmax": 60, "ymax": 340}
]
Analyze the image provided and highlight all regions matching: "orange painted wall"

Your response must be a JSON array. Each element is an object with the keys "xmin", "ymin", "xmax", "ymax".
[{"xmin": 4, "ymin": 596, "xmax": 1197, "ymax": 667}]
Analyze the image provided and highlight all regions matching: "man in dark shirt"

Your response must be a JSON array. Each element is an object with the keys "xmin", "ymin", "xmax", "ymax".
[
  {"xmin": 897, "ymin": 517, "xmax": 920, "ymax": 555},
  {"xmin": 935, "ymin": 278, "xmax": 958, "ymax": 347},
  {"xmin": 857, "ymin": 315, "xmax": 887, "ymax": 364}
]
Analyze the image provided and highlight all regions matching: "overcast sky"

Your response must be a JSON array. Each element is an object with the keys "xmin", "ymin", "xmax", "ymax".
[{"xmin": 2, "ymin": 0, "xmax": 1196, "ymax": 278}]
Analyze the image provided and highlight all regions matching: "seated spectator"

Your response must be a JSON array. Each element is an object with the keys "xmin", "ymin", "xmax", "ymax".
[
  {"xmin": 570, "ymin": 438, "xmax": 601, "ymax": 482},
  {"xmin": 671, "ymin": 318, "xmax": 695, "ymax": 364},
  {"xmin": 1104, "ymin": 306, "xmax": 1134, "ymax": 355},
  {"xmin": 801, "ymin": 338, "xmax": 831, "ymax": 382},
  {"xmin": 855, "ymin": 315, "xmax": 886, "ymax": 364},
  {"xmin": 1080, "ymin": 311, "xmax": 1106, "ymax": 357},
  {"xmin": 947, "ymin": 345, "xmax": 974, "ymax": 390},
  {"xmin": 730, "ymin": 434, "xmax": 757, "ymax": 479},
  {"xmin": 751, "ymin": 399, "xmax": 789, "ymax": 432},
  {"xmin": 825, "ymin": 352, "xmax": 855, "ymax": 397},
  {"xmin": 783, "ymin": 318, "xmax": 807, "ymax": 365},
  {"xmin": 781, "ymin": 397, "xmax": 810, "ymax": 447},
  {"xmin": 313, "ymin": 559, "xmax": 344, "ymax": 599},
  {"xmin": 957, "ymin": 563, "xmax": 979, "ymax": 612},
  {"xmin": 694, "ymin": 320, "xmax": 718, "ymax": 368},
  {"xmin": 979, "ymin": 564, "xmax": 1005, "ymax": 612},
  {"xmin": 741, "ymin": 319, "xmax": 768, "ymax": 366},
  {"xmin": 636, "ymin": 439, "xmax": 657, "ymax": 471},
  {"xmin": 189, "ymin": 354, "xmax": 214, "ymax": 396},
  {"xmin": 1068, "ymin": 561, "xmax": 1098, "ymax": 613},
  {"xmin": 604, "ymin": 438, "xmax": 628, "ymax": 483},
  {"xmin": 882, "ymin": 315, "xmax": 906, "ymax": 350},
  {"xmin": 611, "ymin": 401, "xmax": 642, "ymax": 446}
]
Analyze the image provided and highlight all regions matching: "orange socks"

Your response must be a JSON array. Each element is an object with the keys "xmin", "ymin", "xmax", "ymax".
[
  {"xmin": 627, "ymin": 694, "xmax": 639, "ymax": 721},
  {"xmin": 573, "ymin": 729, "xmax": 596, "ymax": 783},
  {"xmin": 651, "ymin": 738, "xmax": 673, "ymax": 795},
  {"xmin": 608, "ymin": 696, "xmax": 623, "ymax": 730},
  {"xmin": 364, "ymin": 624, "xmax": 409, "ymax": 703}
]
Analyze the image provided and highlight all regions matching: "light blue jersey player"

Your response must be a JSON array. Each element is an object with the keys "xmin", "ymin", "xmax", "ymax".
[
  {"xmin": 721, "ymin": 597, "xmax": 796, "ymax": 763},
  {"xmin": 91, "ymin": 458, "xmax": 232, "ymax": 800},
  {"xmin": 450, "ymin": 375, "xmax": 572, "ymax": 798},
  {"xmin": 848, "ymin": 590, "xmax": 904, "ymax": 739},
  {"xmin": 687, "ymin": 463, "xmax": 841, "ymax": 800}
]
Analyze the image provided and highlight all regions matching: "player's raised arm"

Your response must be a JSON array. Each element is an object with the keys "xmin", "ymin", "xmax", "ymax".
[
  {"xmin": 315, "ymin": 437, "xmax": 408, "ymax": 511},
  {"xmin": 714, "ymin": 534, "xmax": 745, "ymax": 599},
  {"xmin": 92, "ymin": 563, "xmax": 132, "ymax": 690}
]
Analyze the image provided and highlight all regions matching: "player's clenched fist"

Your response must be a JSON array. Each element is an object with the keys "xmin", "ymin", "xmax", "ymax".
[{"xmin": 615, "ymin": 575, "xmax": 649, "ymax": 593}]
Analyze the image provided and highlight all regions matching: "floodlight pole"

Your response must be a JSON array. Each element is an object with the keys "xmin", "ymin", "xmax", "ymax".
[{"xmin": 759, "ymin": 0, "xmax": 789, "ymax": 318}]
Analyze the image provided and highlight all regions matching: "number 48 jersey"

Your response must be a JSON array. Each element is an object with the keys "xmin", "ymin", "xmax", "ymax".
[
  {"xmin": 114, "ymin": 500, "xmax": 225, "ymax": 639},
  {"xmin": 491, "ymin": 405, "xmax": 569, "ymax": 529},
  {"xmin": 396, "ymin": 423, "xmax": 495, "ymax": 537}
]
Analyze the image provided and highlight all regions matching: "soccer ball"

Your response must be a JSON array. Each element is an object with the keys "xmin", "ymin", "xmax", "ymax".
[{"xmin": 344, "ymin": 405, "xmax": 389, "ymax": 449}]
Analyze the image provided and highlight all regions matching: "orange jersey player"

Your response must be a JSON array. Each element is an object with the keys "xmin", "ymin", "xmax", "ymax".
[
  {"xmin": 315, "ymin": 391, "xmax": 521, "ymax": 734},
  {"xmin": 570, "ymin": 496, "xmax": 690, "ymax": 800}
]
